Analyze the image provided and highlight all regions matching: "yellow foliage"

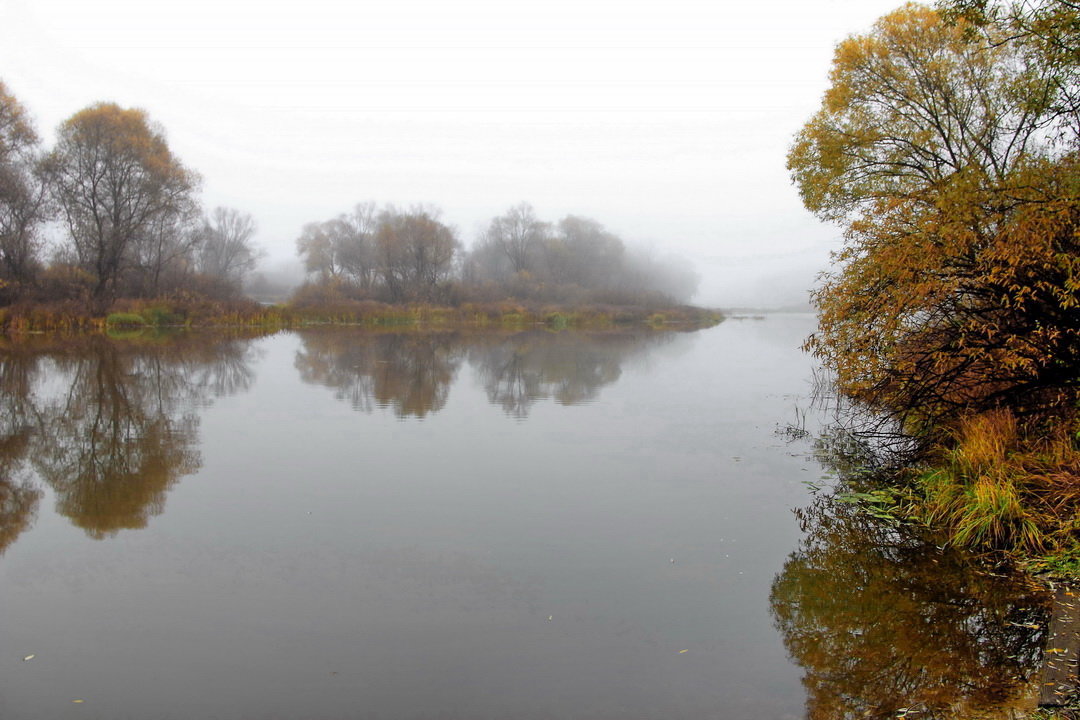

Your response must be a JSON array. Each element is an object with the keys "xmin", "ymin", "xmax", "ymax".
[{"xmin": 792, "ymin": 5, "xmax": 1080, "ymax": 432}]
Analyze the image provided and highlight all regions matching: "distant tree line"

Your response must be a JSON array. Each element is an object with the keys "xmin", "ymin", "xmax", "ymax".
[
  {"xmin": 0, "ymin": 83, "xmax": 261, "ymax": 311},
  {"xmin": 1, "ymin": 80, "xmax": 701, "ymax": 318},
  {"xmin": 295, "ymin": 202, "xmax": 699, "ymax": 307}
]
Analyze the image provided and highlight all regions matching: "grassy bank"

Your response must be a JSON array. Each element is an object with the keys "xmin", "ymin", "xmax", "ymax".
[
  {"xmin": 0, "ymin": 295, "xmax": 723, "ymax": 334},
  {"xmin": 908, "ymin": 411, "xmax": 1080, "ymax": 576},
  {"xmin": 825, "ymin": 410, "xmax": 1080, "ymax": 579}
]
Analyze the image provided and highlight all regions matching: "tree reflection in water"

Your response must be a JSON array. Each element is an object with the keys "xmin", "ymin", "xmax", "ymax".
[
  {"xmin": 770, "ymin": 492, "xmax": 1051, "ymax": 720},
  {"xmin": 0, "ymin": 327, "xmax": 683, "ymax": 549},
  {"xmin": 295, "ymin": 330, "xmax": 464, "ymax": 418},
  {"xmin": 469, "ymin": 331, "xmax": 668, "ymax": 418},
  {"xmin": 0, "ymin": 344, "xmax": 44, "ymax": 553},
  {"xmin": 0, "ymin": 333, "xmax": 259, "ymax": 540},
  {"xmin": 294, "ymin": 328, "xmax": 680, "ymax": 420}
]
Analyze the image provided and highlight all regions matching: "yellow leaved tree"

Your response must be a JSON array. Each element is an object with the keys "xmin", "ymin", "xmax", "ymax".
[
  {"xmin": 790, "ymin": 3, "xmax": 1080, "ymax": 552},
  {"xmin": 791, "ymin": 3, "xmax": 1080, "ymax": 437}
]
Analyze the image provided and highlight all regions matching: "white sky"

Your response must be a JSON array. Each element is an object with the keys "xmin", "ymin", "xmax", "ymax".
[{"xmin": 0, "ymin": 0, "xmax": 903, "ymax": 307}]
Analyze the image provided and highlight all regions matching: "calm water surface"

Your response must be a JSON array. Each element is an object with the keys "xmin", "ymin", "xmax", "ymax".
[{"xmin": 0, "ymin": 316, "xmax": 1052, "ymax": 719}]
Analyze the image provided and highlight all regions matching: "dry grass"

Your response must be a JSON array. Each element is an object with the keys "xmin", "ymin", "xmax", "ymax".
[
  {"xmin": 0, "ymin": 293, "xmax": 724, "ymax": 334},
  {"xmin": 913, "ymin": 409, "xmax": 1080, "ymax": 555}
]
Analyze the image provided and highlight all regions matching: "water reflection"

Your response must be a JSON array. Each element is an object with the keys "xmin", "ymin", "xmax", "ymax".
[
  {"xmin": 294, "ymin": 330, "xmax": 464, "ymax": 417},
  {"xmin": 0, "ymin": 479, "xmax": 39, "ymax": 554},
  {"xmin": 295, "ymin": 328, "xmax": 680, "ymax": 419},
  {"xmin": 0, "ymin": 344, "xmax": 52, "ymax": 552},
  {"xmin": 469, "ymin": 330, "xmax": 670, "ymax": 417},
  {"xmin": 770, "ymin": 494, "xmax": 1050, "ymax": 719},
  {"xmin": 0, "ymin": 327, "xmax": 689, "ymax": 550},
  {"xmin": 0, "ymin": 333, "xmax": 260, "ymax": 539}
]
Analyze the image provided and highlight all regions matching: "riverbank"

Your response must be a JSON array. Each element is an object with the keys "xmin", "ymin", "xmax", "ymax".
[
  {"xmin": 826, "ymin": 417, "xmax": 1080, "ymax": 583},
  {"xmin": 0, "ymin": 294, "xmax": 724, "ymax": 334}
]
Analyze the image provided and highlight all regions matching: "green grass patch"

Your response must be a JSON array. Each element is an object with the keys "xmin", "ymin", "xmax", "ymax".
[
  {"xmin": 545, "ymin": 312, "xmax": 570, "ymax": 330},
  {"xmin": 500, "ymin": 312, "xmax": 527, "ymax": 325},
  {"xmin": 105, "ymin": 312, "xmax": 147, "ymax": 329}
]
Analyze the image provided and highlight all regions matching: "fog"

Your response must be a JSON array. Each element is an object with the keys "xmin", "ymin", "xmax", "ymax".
[{"xmin": 0, "ymin": 0, "xmax": 903, "ymax": 308}]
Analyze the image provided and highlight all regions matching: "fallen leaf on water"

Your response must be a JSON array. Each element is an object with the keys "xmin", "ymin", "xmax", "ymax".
[
  {"xmin": 72, "ymin": 700, "xmax": 84, "ymax": 704},
  {"xmin": 678, "ymin": 649, "xmax": 689, "ymax": 654},
  {"xmin": 22, "ymin": 654, "xmax": 33, "ymax": 662}
]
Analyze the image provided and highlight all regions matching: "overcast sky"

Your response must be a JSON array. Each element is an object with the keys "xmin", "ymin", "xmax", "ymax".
[{"xmin": 0, "ymin": 0, "xmax": 903, "ymax": 307}]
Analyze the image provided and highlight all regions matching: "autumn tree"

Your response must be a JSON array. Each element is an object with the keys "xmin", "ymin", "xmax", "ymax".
[
  {"xmin": 0, "ymin": 81, "xmax": 49, "ymax": 290},
  {"xmin": 297, "ymin": 220, "xmax": 339, "ymax": 279},
  {"xmin": 296, "ymin": 202, "xmax": 377, "ymax": 289},
  {"xmin": 461, "ymin": 207, "xmax": 698, "ymax": 305},
  {"xmin": 940, "ymin": 0, "xmax": 1080, "ymax": 136},
  {"xmin": 549, "ymin": 215, "xmax": 625, "ymax": 288},
  {"xmin": 45, "ymin": 103, "xmax": 199, "ymax": 306},
  {"xmin": 373, "ymin": 205, "xmax": 460, "ymax": 302},
  {"xmin": 789, "ymin": 3, "xmax": 1080, "ymax": 438}
]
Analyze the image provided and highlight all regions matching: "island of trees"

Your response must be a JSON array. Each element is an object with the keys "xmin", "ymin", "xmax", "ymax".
[
  {"xmin": 0, "ymin": 87, "xmax": 714, "ymax": 331},
  {"xmin": 791, "ymin": 0, "xmax": 1080, "ymax": 569}
]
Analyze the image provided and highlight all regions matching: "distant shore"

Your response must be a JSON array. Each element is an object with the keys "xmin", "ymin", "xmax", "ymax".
[{"xmin": 0, "ymin": 295, "xmax": 724, "ymax": 334}]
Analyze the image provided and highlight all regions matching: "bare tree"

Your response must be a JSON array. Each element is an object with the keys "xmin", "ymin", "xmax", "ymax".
[
  {"xmin": 134, "ymin": 196, "xmax": 201, "ymax": 294},
  {"xmin": 337, "ymin": 201, "xmax": 378, "ymax": 290},
  {"xmin": 0, "ymin": 81, "xmax": 49, "ymax": 288},
  {"xmin": 482, "ymin": 202, "xmax": 548, "ymax": 274},
  {"xmin": 197, "ymin": 206, "xmax": 262, "ymax": 285}
]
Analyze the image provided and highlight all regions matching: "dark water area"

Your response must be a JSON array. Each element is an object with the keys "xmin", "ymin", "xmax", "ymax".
[{"xmin": 0, "ymin": 317, "xmax": 1056, "ymax": 719}]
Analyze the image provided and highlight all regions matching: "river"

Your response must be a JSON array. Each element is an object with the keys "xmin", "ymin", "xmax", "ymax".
[{"xmin": 0, "ymin": 315, "xmax": 1053, "ymax": 719}]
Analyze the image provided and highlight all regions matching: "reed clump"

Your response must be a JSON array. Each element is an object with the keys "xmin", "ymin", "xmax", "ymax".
[{"xmin": 908, "ymin": 409, "xmax": 1080, "ymax": 558}]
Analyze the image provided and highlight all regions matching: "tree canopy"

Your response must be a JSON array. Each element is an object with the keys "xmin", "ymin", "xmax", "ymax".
[
  {"xmin": 46, "ymin": 103, "xmax": 200, "ymax": 304},
  {"xmin": 0, "ymin": 87, "xmax": 267, "ymax": 310},
  {"xmin": 296, "ymin": 201, "xmax": 699, "ymax": 307},
  {"xmin": 791, "ymin": 3, "xmax": 1080, "ymax": 440},
  {"xmin": 0, "ymin": 80, "xmax": 48, "ymax": 289}
]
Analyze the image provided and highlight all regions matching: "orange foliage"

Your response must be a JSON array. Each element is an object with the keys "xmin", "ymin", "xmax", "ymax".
[{"xmin": 791, "ymin": 4, "xmax": 1080, "ymax": 441}]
